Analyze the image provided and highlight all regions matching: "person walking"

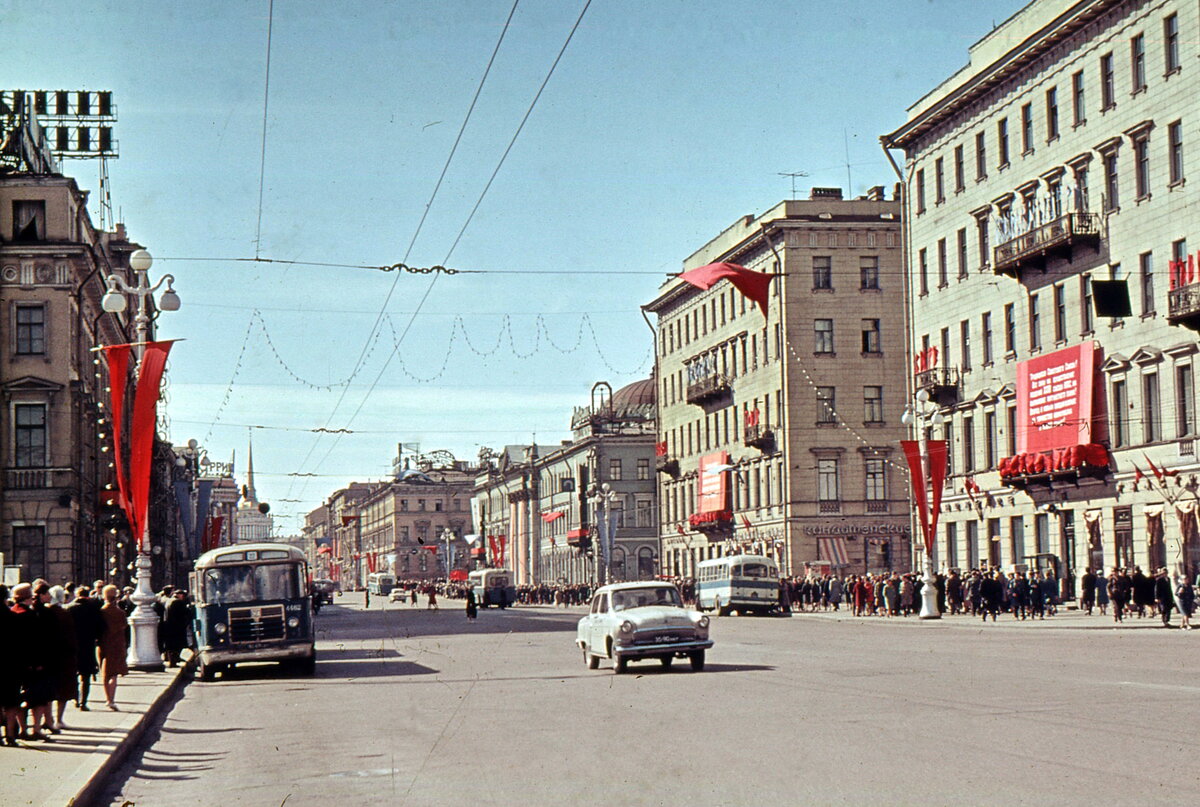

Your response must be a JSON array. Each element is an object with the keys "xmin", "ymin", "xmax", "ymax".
[
  {"xmin": 97, "ymin": 585, "xmax": 129, "ymax": 711},
  {"xmin": 1080, "ymin": 568, "xmax": 1097, "ymax": 615},
  {"xmin": 0, "ymin": 583, "xmax": 23, "ymax": 746},
  {"xmin": 1154, "ymin": 569, "xmax": 1174, "ymax": 628},
  {"xmin": 1175, "ymin": 575, "xmax": 1195, "ymax": 630},
  {"xmin": 66, "ymin": 587, "xmax": 102, "ymax": 712},
  {"xmin": 22, "ymin": 582, "xmax": 59, "ymax": 740},
  {"xmin": 1095, "ymin": 568, "xmax": 1109, "ymax": 615},
  {"xmin": 47, "ymin": 586, "xmax": 77, "ymax": 732},
  {"xmin": 162, "ymin": 590, "xmax": 191, "ymax": 666},
  {"xmin": 427, "ymin": 587, "xmax": 438, "ymax": 610},
  {"xmin": 465, "ymin": 588, "xmax": 478, "ymax": 621}
]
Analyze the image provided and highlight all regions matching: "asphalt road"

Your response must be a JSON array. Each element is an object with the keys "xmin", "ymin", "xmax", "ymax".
[{"xmin": 103, "ymin": 600, "xmax": 1200, "ymax": 807}]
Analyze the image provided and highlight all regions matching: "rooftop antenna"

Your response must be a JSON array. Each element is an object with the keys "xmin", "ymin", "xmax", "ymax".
[
  {"xmin": 844, "ymin": 128, "xmax": 853, "ymax": 197},
  {"xmin": 778, "ymin": 171, "xmax": 809, "ymax": 200}
]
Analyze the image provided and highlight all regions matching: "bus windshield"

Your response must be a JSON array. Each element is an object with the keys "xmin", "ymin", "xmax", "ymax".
[
  {"xmin": 611, "ymin": 587, "xmax": 681, "ymax": 611},
  {"xmin": 202, "ymin": 564, "xmax": 302, "ymax": 604}
]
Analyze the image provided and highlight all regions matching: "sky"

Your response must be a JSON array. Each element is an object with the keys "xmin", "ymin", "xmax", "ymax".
[{"xmin": 3, "ymin": 0, "xmax": 1029, "ymax": 532}]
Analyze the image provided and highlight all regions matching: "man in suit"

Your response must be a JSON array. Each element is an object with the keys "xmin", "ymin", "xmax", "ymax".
[{"xmin": 1080, "ymin": 568, "xmax": 1097, "ymax": 615}]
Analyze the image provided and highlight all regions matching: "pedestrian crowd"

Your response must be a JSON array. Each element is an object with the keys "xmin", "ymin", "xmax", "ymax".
[{"xmin": 0, "ymin": 579, "xmax": 194, "ymax": 748}]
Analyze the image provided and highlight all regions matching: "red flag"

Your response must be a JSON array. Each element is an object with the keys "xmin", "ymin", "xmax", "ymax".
[
  {"xmin": 678, "ymin": 262, "xmax": 775, "ymax": 317},
  {"xmin": 1144, "ymin": 453, "xmax": 1165, "ymax": 483},
  {"xmin": 1133, "ymin": 464, "xmax": 1145, "ymax": 485},
  {"xmin": 316, "ymin": 545, "xmax": 332, "ymax": 555},
  {"xmin": 675, "ymin": 523, "xmax": 686, "ymax": 536},
  {"xmin": 741, "ymin": 515, "xmax": 753, "ymax": 532},
  {"xmin": 964, "ymin": 476, "xmax": 979, "ymax": 502},
  {"xmin": 101, "ymin": 345, "xmax": 132, "ymax": 518}
]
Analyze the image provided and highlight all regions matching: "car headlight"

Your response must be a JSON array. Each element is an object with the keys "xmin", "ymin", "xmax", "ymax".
[
  {"xmin": 214, "ymin": 622, "xmax": 227, "ymax": 635},
  {"xmin": 287, "ymin": 616, "xmax": 300, "ymax": 628},
  {"xmin": 697, "ymin": 615, "xmax": 710, "ymax": 629},
  {"xmin": 619, "ymin": 620, "xmax": 634, "ymax": 634}
]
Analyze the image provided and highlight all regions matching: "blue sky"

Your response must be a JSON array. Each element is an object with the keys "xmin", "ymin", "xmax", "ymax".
[{"xmin": 3, "ymin": 0, "xmax": 1028, "ymax": 530}]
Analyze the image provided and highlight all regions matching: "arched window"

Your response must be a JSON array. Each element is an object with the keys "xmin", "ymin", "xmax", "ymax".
[
  {"xmin": 638, "ymin": 547, "xmax": 656, "ymax": 579},
  {"xmin": 610, "ymin": 547, "xmax": 626, "ymax": 580}
]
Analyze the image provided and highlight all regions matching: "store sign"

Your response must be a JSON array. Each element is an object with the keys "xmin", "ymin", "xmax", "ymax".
[
  {"xmin": 802, "ymin": 523, "xmax": 910, "ymax": 536},
  {"xmin": 697, "ymin": 451, "xmax": 729, "ymax": 513},
  {"xmin": 1017, "ymin": 341, "xmax": 1096, "ymax": 454}
]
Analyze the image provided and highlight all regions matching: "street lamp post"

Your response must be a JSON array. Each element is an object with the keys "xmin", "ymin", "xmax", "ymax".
[
  {"xmin": 901, "ymin": 389, "xmax": 945, "ymax": 620},
  {"xmin": 588, "ymin": 483, "xmax": 618, "ymax": 585},
  {"xmin": 101, "ymin": 249, "xmax": 180, "ymax": 670}
]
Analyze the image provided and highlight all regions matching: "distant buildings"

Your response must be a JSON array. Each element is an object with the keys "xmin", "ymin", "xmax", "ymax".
[{"xmin": 644, "ymin": 189, "xmax": 909, "ymax": 578}]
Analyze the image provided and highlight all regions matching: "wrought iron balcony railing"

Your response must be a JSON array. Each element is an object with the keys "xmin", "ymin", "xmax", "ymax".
[
  {"xmin": 685, "ymin": 372, "xmax": 732, "ymax": 405},
  {"xmin": 914, "ymin": 366, "xmax": 960, "ymax": 406},
  {"xmin": 1168, "ymin": 283, "xmax": 1200, "ymax": 331},
  {"xmin": 992, "ymin": 212, "xmax": 1101, "ymax": 277}
]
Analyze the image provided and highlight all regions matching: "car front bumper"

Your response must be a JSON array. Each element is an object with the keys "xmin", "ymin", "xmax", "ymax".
[
  {"xmin": 200, "ymin": 642, "xmax": 314, "ymax": 665},
  {"xmin": 613, "ymin": 639, "xmax": 713, "ymax": 659}
]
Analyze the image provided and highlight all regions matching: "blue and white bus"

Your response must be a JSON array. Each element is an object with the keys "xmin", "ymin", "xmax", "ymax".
[
  {"xmin": 696, "ymin": 554, "xmax": 780, "ymax": 616},
  {"xmin": 469, "ymin": 568, "xmax": 515, "ymax": 608}
]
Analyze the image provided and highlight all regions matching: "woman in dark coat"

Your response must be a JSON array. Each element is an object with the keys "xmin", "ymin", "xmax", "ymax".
[
  {"xmin": 162, "ymin": 590, "xmax": 191, "ymax": 666},
  {"xmin": 97, "ymin": 585, "xmax": 129, "ymax": 710},
  {"xmin": 47, "ymin": 586, "xmax": 77, "ymax": 732},
  {"xmin": 23, "ymin": 582, "xmax": 61, "ymax": 740},
  {"xmin": 465, "ymin": 588, "xmax": 478, "ymax": 621},
  {"xmin": 0, "ymin": 583, "xmax": 23, "ymax": 746},
  {"xmin": 67, "ymin": 587, "xmax": 103, "ymax": 711}
]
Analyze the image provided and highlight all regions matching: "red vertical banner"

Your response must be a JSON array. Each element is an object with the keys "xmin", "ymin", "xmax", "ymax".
[
  {"xmin": 127, "ymin": 341, "xmax": 173, "ymax": 551},
  {"xmin": 101, "ymin": 345, "xmax": 132, "ymax": 517},
  {"xmin": 498, "ymin": 536, "xmax": 507, "ymax": 568},
  {"xmin": 926, "ymin": 440, "xmax": 947, "ymax": 554},
  {"xmin": 901, "ymin": 441, "xmax": 930, "ymax": 552}
]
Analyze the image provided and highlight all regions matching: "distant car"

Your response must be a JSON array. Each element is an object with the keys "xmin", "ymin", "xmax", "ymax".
[
  {"xmin": 577, "ymin": 582, "xmax": 712, "ymax": 673},
  {"xmin": 388, "ymin": 587, "xmax": 408, "ymax": 603}
]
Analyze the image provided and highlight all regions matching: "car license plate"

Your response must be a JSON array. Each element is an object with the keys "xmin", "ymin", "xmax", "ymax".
[{"xmin": 655, "ymin": 634, "xmax": 674, "ymax": 643}]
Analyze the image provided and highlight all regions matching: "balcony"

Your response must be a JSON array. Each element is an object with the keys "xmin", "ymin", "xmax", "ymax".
[
  {"xmin": 992, "ymin": 212, "xmax": 1101, "ymax": 277},
  {"xmin": 914, "ymin": 366, "xmax": 960, "ymax": 406},
  {"xmin": 1168, "ymin": 283, "xmax": 1200, "ymax": 331},
  {"xmin": 685, "ymin": 372, "xmax": 731, "ymax": 405},
  {"xmin": 743, "ymin": 423, "xmax": 775, "ymax": 451},
  {"xmin": 688, "ymin": 509, "xmax": 732, "ymax": 533},
  {"xmin": 655, "ymin": 456, "xmax": 679, "ymax": 477},
  {"xmin": 5, "ymin": 467, "xmax": 53, "ymax": 489}
]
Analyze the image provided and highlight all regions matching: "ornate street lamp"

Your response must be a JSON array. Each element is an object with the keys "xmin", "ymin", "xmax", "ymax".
[
  {"xmin": 901, "ymin": 389, "xmax": 947, "ymax": 620},
  {"xmin": 102, "ymin": 249, "xmax": 181, "ymax": 670},
  {"xmin": 588, "ymin": 483, "xmax": 618, "ymax": 585}
]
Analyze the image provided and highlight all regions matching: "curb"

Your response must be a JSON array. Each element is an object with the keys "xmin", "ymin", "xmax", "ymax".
[{"xmin": 66, "ymin": 655, "xmax": 196, "ymax": 807}]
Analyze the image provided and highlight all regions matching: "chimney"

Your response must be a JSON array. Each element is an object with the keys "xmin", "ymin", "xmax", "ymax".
[
  {"xmin": 809, "ymin": 187, "xmax": 843, "ymax": 200},
  {"xmin": 866, "ymin": 185, "xmax": 885, "ymax": 201}
]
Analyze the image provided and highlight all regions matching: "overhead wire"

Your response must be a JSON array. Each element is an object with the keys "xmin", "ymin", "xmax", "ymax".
[{"xmin": 254, "ymin": 0, "xmax": 275, "ymax": 261}]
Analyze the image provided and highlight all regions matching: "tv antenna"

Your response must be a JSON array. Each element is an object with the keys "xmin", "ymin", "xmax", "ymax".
[{"xmin": 778, "ymin": 171, "xmax": 809, "ymax": 200}]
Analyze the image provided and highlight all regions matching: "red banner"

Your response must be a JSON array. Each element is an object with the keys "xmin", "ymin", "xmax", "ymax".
[
  {"xmin": 128, "ymin": 342, "xmax": 172, "ymax": 550},
  {"xmin": 678, "ymin": 262, "xmax": 775, "ymax": 317},
  {"xmin": 1017, "ymin": 342, "xmax": 1096, "ymax": 454},
  {"xmin": 902, "ymin": 439, "xmax": 947, "ymax": 555},
  {"xmin": 101, "ymin": 345, "xmax": 132, "ymax": 517},
  {"xmin": 205, "ymin": 515, "xmax": 225, "ymax": 552},
  {"xmin": 698, "ymin": 451, "xmax": 730, "ymax": 513}
]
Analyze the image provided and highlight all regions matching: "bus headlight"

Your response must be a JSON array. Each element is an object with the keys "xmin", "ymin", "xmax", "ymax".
[
  {"xmin": 287, "ymin": 617, "xmax": 300, "ymax": 628},
  {"xmin": 214, "ymin": 622, "xmax": 227, "ymax": 635}
]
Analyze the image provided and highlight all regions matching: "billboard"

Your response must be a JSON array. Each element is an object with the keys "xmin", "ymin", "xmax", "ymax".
[
  {"xmin": 1016, "ymin": 341, "xmax": 1097, "ymax": 454},
  {"xmin": 697, "ymin": 451, "xmax": 730, "ymax": 513}
]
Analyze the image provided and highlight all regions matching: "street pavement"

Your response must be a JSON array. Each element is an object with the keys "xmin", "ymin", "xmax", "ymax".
[
  {"xmin": 94, "ymin": 597, "xmax": 1200, "ymax": 807},
  {"xmin": 1, "ymin": 661, "xmax": 190, "ymax": 807}
]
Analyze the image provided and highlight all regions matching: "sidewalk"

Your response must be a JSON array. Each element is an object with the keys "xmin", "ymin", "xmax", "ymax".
[
  {"xmin": 3, "ymin": 655, "xmax": 193, "ymax": 807},
  {"xmin": 790, "ymin": 605, "xmax": 1194, "ymax": 631}
]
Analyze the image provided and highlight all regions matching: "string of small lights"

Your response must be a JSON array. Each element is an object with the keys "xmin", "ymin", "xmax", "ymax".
[{"xmin": 203, "ymin": 317, "xmax": 256, "ymax": 445}]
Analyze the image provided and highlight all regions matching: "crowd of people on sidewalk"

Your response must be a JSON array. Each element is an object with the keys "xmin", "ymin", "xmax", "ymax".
[{"xmin": 0, "ymin": 579, "xmax": 194, "ymax": 748}]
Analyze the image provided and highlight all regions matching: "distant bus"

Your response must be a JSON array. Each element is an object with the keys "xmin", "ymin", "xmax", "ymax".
[
  {"xmin": 367, "ymin": 573, "xmax": 396, "ymax": 596},
  {"xmin": 696, "ymin": 554, "xmax": 780, "ymax": 616},
  {"xmin": 469, "ymin": 568, "xmax": 515, "ymax": 609}
]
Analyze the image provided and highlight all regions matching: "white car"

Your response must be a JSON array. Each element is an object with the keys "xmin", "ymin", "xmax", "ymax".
[
  {"xmin": 388, "ymin": 587, "xmax": 408, "ymax": 603},
  {"xmin": 577, "ymin": 582, "xmax": 713, "ymax": 673}
]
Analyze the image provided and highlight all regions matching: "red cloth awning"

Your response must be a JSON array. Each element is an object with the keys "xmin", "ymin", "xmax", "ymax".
[
  {"xmin": 566, "ymin": 528, "xmax": 587, "ymax": 539},
  {"xmin": 449, "ymin": 569, "xmax": 468, "ymax": 581},
  {"xmin": 540, "ymin": 511, "xmax": 565, "ymax": 523}
]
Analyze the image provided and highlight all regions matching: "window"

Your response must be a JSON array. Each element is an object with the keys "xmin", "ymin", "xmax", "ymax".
[
  {"xmin": 1134, "ymin": 134, "xmax": 1151, "ymax": 200},
  {"xmin": 1169, "ymin": 120, "xmax": 1184, "ymax": 185},
  {"xmin": 12, "ymin": 200, "xmax": 45, "ymax": 241},
  {"xmin": 976, "ymin": 215, "xmax": 989, "ymax": 269},
  {"xmin": 997, "ymin": 118, "xmax": 1010, "ymax": 166},
  {"xmin": 636, "ymin": 458, "xmax": 650, "ymax": 480},
  {"xmin": 860, "ymin": 256, "xmax": 880, "ymax": 290},
  {"xmin": 944, "ymin": 421, "xmax": 955, "ymax": 476},
  {"xmin": 1131, "ymin": 33, "xmax": 1146, "ymax": 92},
  {"xmin": 864, "ymin": 386, "xmax": 883, "ymax": 423},
  {"xmin": 1004, "ymin": 303, "xmax": 1016, "ymax": 353},
  {"xmin": 817, "ymin": 459, "xmax": 839, "ymax": 504},
  {"xmin": 1081, "ymin": 274, "xmax": 1095, "ymax": 333},
  {"xmin": 1006, "ymin": 404, "xmax": 1018, "ymax": 456},
  {"xmin": 959, "ymin": 319, "xmax": 971, "ymax": 371},
  {"xmin": 1140, "ymin": 251, "xmax": 1155, "ymax": 315},
  {"xmin": 935, "ymin": 157, "xmax": 945, "ymax": 203},
  {"xmin": 937, "ymin": 238, "xmax": 948, "ymax": 287},
  {"xmin": 12, "ymin": 526, "xmax": 46, "ymax": 583},
  {"xmin": 15, "ymin": 304, "xmax": 46, "ymax": 355},
  {"xmin": 1112, "ymin": 378, "xmax": 1128, "ymax": 447},
  {"xmin": 1010, "ymin": 516, "xmax": 1025, "ymax": 564},
  {"xmin": 956, "ymin": 228, "xmax": 967, "ymax": 279},
  {"xmin": 1046, "ymin": 87, "xmax": 1059, "ymax": 141},
  {"xmin": 814, "ymin": 319, "xmax": 834, "ymax": 354},
  {"xmin": 940, "ymin": 327, "xmax": 951, "ymax": 375},
  {"xmin": 985, "ymin": 411, "xmax": 997, "ymax": 469},
  {"xmin": 915, "ymin": 168, "xmax": 926, "ymax": 213},
  {"xmin": 945, "ymin": 522, "xmax": 958, "ymax": 569},
  {"xmin": 1072, "ymin": 71, "xmax": 1086, "ymax": 127},
  {"xmin": 1103, "ymin": 150, "xmax": 1119, "ymax": 211},
  {"xmin": 608, "ymin": 458, "xmax": 623, "ymax": 481},
  {"xmin": 953, "ymin": 144, "xmax": 965, "ymax": 192},
  {"xmin": 918, "ymin": 248, "xmax": 929, "ymax": 295},
  {"xmin": 975, "ymin": 131, "xmax": 987, "ymax": 180},
  {"xmin": 816, "ymin": 387, "xmax": 836, "ymax": 424},
  {"xmin": 982, "ymin": 311, "xmax": 993, "ymax": 364},
  {"xmin": 15, "ymin": 403, "xmax": 47, "ymax": 467},
  {"xmin": 1029, "ymin": 293, "xmax": 1041, "ymax": 351},
  {"xmin": 962, "ymin": 415, "xmax": 975, "ymax": 473},
  {"xmin": 1021, "ymin": 102, "xmax": 1034, "ymax": 153},
  {"xmin": 865, "ymin": 459, "xmax": 885, "ymax": 503},
  {"xmin": 1054, "ymin": 283, "xmax": 1067, "ymax": 342},
  {"xmin": 812, "ymin": 256, "xmax": 832, "ymax": 290},
  {"xmin": 1144, "ymin": 373, "xmax": 1161, "ymax": 442},
  {"xmin": 1074, "ymin": 164, "xmax": 1090, "ymax": 212},
  {"xmin": 1178, "ymin": 364, "xmax": 1195, "ymax": 437},
  {"xmin": 1165, "ymin": 13, "xmax": 1180, "ymax": 74},
  {"xmin": 861, "ymin": 319, "xmax": 881, "ymax": 354},
  {"xmin": 1100, "ymin": 52, "xmax": 1116, "ymax": 110}
]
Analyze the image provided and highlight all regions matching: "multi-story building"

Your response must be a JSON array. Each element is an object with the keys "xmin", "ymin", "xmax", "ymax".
[
  {"xmin": 471, "ymin": 379, "xmax": 659, "ymax": 587},
  {"xmin": 0, "ymin": 97, "xmax": 157, "ymax": 585},
  {"xmin": 882, "ymin": 0, "xmax": 1200, "ymax": 588},
  {"xmin": 324, "ymin": 482, "xmax": 378, "ymax": 589},
  {"xmin": 645, "ymin": 190, "xmax": 909, "ymax": 578}
]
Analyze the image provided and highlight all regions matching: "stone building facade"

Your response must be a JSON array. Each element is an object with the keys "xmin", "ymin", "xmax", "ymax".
[
  {"xmin": 883, "ymin": 0, "xmax": 1200, "ymax": 587},
  {"xmin": 644, "ymin": 190, "xmax": 909, "ymax": 578}
]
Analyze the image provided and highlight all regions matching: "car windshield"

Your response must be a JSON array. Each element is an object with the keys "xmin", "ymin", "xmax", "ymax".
[
  {"xmin": 610, "ymin": 587, "xmax": 681, "ymax": 611},
  {"xmin": 202, "ymin": 564, "xmax": 301, "ymax": 604}
]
